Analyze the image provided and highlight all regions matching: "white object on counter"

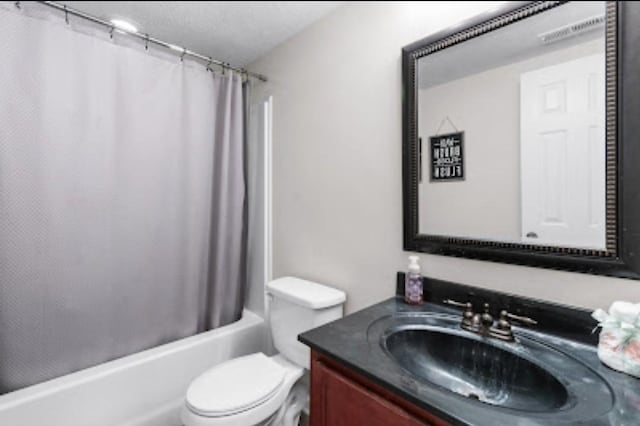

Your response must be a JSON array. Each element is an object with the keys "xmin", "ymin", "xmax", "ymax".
[
  {"xmin": 609, "ymin": 301, "xmax": 640, "ymax": 327},
  {"xmin": 592, "ymin": 302, "xmax": 640, "ymax": 378}
]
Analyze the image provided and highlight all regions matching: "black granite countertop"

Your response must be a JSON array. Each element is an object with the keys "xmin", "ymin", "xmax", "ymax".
[{"xmin": 298, "ymin": 278, "xmax": 640, "ymax": 426}]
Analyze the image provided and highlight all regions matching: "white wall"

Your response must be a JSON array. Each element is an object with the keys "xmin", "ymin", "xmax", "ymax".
[{"xmin": 248, "ymin": 1, "xmax": 640, "ymax": 314}]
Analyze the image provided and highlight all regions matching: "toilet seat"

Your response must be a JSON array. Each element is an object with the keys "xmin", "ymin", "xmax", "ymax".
[
  {"xmin": 182, "ymin": 353, "xmax": 304, "ymax": 426},
  {"xmin": 186, "ymin": 353, "xmax": 286, "ymax": 417}
]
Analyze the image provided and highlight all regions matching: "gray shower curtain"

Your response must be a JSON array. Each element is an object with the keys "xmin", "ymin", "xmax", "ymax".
[
  {"xmin": 202, "ymin": 76, "xmax": 248, "ymax": 330},
  {"xmin": 0, "ymin": 3, "xmax": 246, "ymax": 393}
]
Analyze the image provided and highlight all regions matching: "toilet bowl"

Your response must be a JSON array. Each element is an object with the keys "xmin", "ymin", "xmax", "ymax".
[
  {"xmin": 182, "ymin": 277, "xmax": 346, "ymax": 426},
  {"xmin": 181, "ymin": 354, "xmax": 303, "ymax": 426}
]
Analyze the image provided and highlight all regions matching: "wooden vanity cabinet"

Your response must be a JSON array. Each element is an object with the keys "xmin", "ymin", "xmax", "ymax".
[{"xmin": 310, "ymin": 350, "xmax": 451, "ymax": 426}]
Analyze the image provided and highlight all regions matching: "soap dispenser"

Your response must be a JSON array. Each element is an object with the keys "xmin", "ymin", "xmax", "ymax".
[{"xmin": 405, "ymin": 256, "xmax": 423, "ymax": 305}]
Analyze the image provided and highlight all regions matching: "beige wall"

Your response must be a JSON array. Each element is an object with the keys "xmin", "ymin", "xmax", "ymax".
[
  {"xmin": 418, "ymin": 38, "xmax": 603, "ymax": 242},
  {"xmin": 248, "ymin": 2, "xmax": 640, "ymax": 314}
]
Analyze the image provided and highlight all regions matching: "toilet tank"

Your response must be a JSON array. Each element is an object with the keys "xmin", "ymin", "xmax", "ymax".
[{"xmin": 266, "ymin": 277, "xmax": 346, "ymax": 369}]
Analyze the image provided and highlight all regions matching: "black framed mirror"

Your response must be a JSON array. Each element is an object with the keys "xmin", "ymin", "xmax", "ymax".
[{"xmin": 402, "ymin": 1, "xmax": 640, "ymax": 279}]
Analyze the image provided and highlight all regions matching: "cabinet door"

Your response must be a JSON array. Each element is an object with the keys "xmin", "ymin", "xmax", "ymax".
[{"xmin": 311, "ymin": 360, "xmax": 430, "ymax": 426}]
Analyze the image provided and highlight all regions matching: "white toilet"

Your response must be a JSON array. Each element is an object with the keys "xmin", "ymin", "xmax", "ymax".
[{"xmin": 181, "ymin": 277, "xmax": 346, "ymax": 426}]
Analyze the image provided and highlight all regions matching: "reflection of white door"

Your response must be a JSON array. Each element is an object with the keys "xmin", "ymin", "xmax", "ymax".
[{"xmin": 520, "ymin": 54, "xmax": 605, "ymax": 249}]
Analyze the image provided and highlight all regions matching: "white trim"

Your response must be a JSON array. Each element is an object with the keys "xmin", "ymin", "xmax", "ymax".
[{"xmin": 264, "ymin": 96, "xmax": 274, "ymax": 285}]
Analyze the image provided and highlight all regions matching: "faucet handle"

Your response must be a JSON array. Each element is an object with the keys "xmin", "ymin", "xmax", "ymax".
[
  {"xmin": 443, "ymin": 299, "xmax": 475, "ymax": 326},
  {"xmin": 443, "ymin": 299, "xmax": 470, "ymax": 308},
  {"xmin": 490, "ymin": 311, "xmax": 538, "ymax": 341},
  {"xmin": 443, "ymin": 300, "xmax": 474, "ymax": 315},
  {"xmin": 502, "ymin": 310, "xmax": 537, "ymax": 326}
]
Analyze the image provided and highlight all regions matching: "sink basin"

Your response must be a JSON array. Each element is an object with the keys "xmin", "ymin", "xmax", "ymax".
[
  {"xmin": 384, "ymin": 328, "xmax": 567, "ymax": 411},
  {"xmin": 370, "ymin": 314, "xmax": 614, "ymax": 419}
]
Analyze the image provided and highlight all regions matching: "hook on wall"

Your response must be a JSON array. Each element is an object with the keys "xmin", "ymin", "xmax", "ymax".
[{"xmin": 434, "ymin": 116, "xmax": 460, "ymax": 136}]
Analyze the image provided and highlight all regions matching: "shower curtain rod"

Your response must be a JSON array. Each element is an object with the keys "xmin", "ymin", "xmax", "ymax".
[{"xmin": 21, "ymin": 1, "xmax": 268, "ymax": 82}]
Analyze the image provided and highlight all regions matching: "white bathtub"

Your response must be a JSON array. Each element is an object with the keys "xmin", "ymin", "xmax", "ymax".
[{"xmin": 0, "ymin": 310, "xmax": 266, "ymax": 426}]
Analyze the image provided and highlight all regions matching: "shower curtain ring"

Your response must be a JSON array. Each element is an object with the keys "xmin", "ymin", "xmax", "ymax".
[
  {"xmin": 221, "ymin": 63, "xmax": 227, "ymax": 75},
  {"xmin": 109, "ymin": 25, "xmax": 115, "ymax": 40},
  {"xmin": 64, "ymin": 5, "xmax": 69, "ymax": 24},
  {"xmin": 180, "ymin": 48, "xmax": 187, "ymax": 62},
  {"xmin": 144, "ymin": 34, "xmax": 149, "ymax": 50},
  {"xmin": 206, "ymin": 57, "xmax": 213, "ymax": 72},
  {"xmin": 14, "ymin": 1, "xmax": 20, "ymax": 9}
]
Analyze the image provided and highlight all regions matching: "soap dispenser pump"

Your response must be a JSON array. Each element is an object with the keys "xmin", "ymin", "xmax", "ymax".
[{"xmin": 405, "ymin": 256, "xmax": 423, "ymax": 305}]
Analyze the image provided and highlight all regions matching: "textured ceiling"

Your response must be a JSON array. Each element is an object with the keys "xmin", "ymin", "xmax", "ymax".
[{"xmin": 57, "ymin": 1, "xmax": 343, "ymax": 67}]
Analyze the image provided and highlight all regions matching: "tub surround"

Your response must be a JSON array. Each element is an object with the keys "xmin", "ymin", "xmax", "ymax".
[
  {"xmin": 0, "ymin": 311, "xmax": 266, "ymax": 426},
  {"xmin": 299, "ymin": 277, "xmax": 640, "ymax": 425}
]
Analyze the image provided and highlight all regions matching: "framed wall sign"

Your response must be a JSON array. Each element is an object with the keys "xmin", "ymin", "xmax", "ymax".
[{"xmin": 430, "ymin": 131, "xmax": 464, "ymax": 181}]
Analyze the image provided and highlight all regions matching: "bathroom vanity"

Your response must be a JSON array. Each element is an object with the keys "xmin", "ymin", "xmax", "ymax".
[
  {"xmin": 299, "ymin": 276, "xmax": 640, "ymax": 425},
  {"xmin": 302, "ymin": 1, "xmax": 640, "ymax": 423},
  {"xmin": 309, "ymin": 349, "xmax": 448, "ymax": 425}
]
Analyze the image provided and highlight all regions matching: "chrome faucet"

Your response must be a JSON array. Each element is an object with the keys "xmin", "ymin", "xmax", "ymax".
[{"xmin": 443, "ymin": 299, "xmax": 537, "ymax": 341}]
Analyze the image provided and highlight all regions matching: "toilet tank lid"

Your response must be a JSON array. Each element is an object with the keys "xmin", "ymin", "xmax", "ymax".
[{"xmin": 267, "ymin": 277, "xmax": 346, "ymax": 309}]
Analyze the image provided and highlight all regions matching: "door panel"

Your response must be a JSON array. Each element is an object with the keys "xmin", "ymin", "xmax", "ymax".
[{"xmin": 520, "ymin": 54, "xmax": 605, "ymax": 249}]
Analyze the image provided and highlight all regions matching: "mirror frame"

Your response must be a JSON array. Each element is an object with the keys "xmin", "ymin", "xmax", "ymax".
[{"xmin": 402, "ymin": 1, "xmax": 640, "ymax": 279}]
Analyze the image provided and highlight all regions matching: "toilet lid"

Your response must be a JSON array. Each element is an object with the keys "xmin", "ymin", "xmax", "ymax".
[{"xmin": 186, "ymin": 353, "xmax": 286, "ymax": 417}]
